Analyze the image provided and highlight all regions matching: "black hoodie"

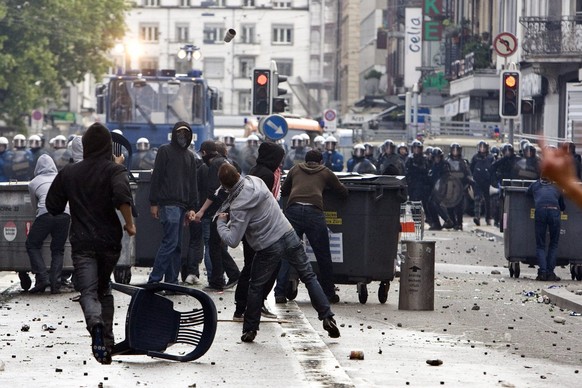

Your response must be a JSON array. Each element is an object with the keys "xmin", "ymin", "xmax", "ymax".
[
  {"xmin": 46, "ymin": 122, "xmax": 133, "ymax": 252},
  {"xmin": 248, "ymin": 142, "xmax": 285, "ymax": 190},
  {"xmin": 149, "ymin": 121, "xmax": 198, "ymax": 210}
]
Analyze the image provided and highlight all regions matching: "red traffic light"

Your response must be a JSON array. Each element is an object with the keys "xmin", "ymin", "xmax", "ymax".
[
  {"xmin": 504, "ymin": 75, "xmax": 516, "ymax": 88},
  {"xmin": 256, "ymin": 73, "xmax": 268, "ymax": 86}
]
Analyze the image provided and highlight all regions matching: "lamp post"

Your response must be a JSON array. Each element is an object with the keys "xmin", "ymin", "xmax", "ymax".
[{"xmin": 177, "ymin": 44, "xmax": 201, "ymax": 62}]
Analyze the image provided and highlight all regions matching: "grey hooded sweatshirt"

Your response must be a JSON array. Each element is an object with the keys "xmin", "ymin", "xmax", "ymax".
[
  {"xmin": 28, "ymin": 154, "xmax": 69, "ymax": 217},
  {"xmin": 217, "ymin": 175, "xmax": 293, "ymax": 251}
]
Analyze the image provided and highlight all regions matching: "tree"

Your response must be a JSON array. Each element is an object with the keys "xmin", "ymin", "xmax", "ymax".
[{"xmin": 0, "ymin": 0, "xmax": 128, "ymax": 129}]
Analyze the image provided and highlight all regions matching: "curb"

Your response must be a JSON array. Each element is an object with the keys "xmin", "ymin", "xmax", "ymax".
[{"xmin": 542, "ymin": 287, "xmax": 582, "ymax": 314}]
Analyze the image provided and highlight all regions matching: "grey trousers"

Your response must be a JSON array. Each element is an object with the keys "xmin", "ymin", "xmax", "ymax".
[{"xmin": 73, "ymin": 249, "xmax": 119, "ymax": 348}]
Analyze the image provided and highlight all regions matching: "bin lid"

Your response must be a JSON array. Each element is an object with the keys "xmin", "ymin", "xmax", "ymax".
[{"xmin": 337, "ymin": 174, "xmax": 407, "ymax": 188}]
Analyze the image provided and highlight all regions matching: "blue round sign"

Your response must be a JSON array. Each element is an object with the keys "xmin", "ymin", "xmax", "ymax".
[{"xmin": 260, "ymin": 114, "xmax": 288, "ymax": 140}]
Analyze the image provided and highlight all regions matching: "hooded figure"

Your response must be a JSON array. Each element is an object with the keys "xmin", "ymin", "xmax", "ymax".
[
  {"xmin": 148, "ymin": 121, "xmax": 199, "ymax": 285},
  {"xmin": 70, "ymin": 136, "xmax": 84, "ymax": 163},
  {"xmin": 46, "ymin": 122, "xmax": 135, "ymax": 365},
  {"xmin": 248, "ymin": 141, "xmax": 285, "ymax": 193},
  {"xmin": 26, "ymin": 155, "xmax": 71, "ymax": 294}
]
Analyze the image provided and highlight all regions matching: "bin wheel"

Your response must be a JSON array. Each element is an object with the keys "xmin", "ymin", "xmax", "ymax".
[
  {"xmin": 508, "ymin": 262, "xmax": 514, "ymax": 278},
  {"xmin": 576, "ymin": 265, "xmax": 582, "ymax": 281},
  {"xmin": 18, "ymin": 271, "xmax": 32, "ymax": 291},
  {"xmin": 378, "ymin": 282, "xmax": 390, "ymax": 304},
  {"xmin": 570, "ymin": 264, "xmax": 576, "ymax": 280},
  {"xmin": 357, "ymin": 282, "xmax": 368, "ymax": 304},
  {"xmin": 285, "ymin": 279, "xmax": 299, "ymax": 301},
  {"xmin": 509, "ymin": 262, "xmax": 520, "ymax": 279},
  {"xmin": 114, "ymin": 267, "xmax": 132, "ymax": 284}
]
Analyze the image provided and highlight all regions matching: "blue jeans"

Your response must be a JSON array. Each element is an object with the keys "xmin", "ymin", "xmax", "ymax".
[
  {"xmin": 243, "ymin": 230, "xmax": 333, "ymax": 333},
  {"xmin": 535, "ymin": 207, "xmax": 561, "ymax": 276},
  {"xmin": 148, "ymin": 206, "xmax": 186, "ymax": 284},
  {"xmin": 25, "ymin": 213, "xmax": 70, "ymax": 288},
  {"xmin": 280, "ymin": 204, "xmax": 336, "ymax": 299}
]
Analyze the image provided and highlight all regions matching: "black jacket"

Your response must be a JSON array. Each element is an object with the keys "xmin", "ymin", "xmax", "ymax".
[
  {"xmin": 46, "ymin": 123, "xmax": 133, "ymax": 253},
  {"xmin": 248, "ymin": 142, "xmax": 285, "ymax": 191},
  {"xmin": 149, "ymin": 121, "xmax": 198, "ymax": 210}
]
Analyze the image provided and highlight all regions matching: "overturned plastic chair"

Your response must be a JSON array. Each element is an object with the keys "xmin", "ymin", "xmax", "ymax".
[{"xmin": 111, "ymin": 282, "xmax": 218, "ymax": 362}]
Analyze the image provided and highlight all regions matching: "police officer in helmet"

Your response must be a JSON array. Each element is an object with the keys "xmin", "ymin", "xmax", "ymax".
[{"xmin": 322, "ymin": 135, "xmax": 344, "ymax": 172}]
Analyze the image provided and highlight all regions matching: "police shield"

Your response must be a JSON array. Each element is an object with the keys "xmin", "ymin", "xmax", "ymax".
[{"xmin": 433, "ymin": 175, "xmax": 464, "ymax": 207}]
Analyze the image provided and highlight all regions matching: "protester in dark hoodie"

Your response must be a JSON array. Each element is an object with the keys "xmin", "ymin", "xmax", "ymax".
[
  {"xmin": 215, "ymin": 163, "xmax": 340, "ymax": 343},
  {"xmin": 46, "ymin": 122, "xmax": 135, "ymax": 364},
  {"xmin": 233, "ymin": 141, "xmax": 285, "ymax": 321},
  {"xmin": 276, "ymin": 150, "xmax": 348, "ymax": 304},
  {"xmin": 148, "ymin": 121, "xmax": 198, "ymax": 285},
  {"xmin": 26, "ymin": 154, "xmax": 71, "ymax": 294}
]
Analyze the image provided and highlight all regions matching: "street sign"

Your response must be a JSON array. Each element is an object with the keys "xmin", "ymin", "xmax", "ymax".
[
  {"xmin": 493, "ymin": 32, "xmax": 518, "ymax": 57},
  {"xmin": 323, "ymin": 108, "xmax": 337, "ymax": 132},
  {"xmin": 259, "ymin": 114, "xmax": 288, "ymax": 141}
]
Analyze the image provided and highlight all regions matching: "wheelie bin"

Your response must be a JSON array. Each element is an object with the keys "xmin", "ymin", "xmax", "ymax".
[
  {"xmin": 502, "ymin": 179, "xmax": 582, "ymax": 279},
  {"xmin": 286, "ymin": 174, "xmax": 407, "ymax": 304}
]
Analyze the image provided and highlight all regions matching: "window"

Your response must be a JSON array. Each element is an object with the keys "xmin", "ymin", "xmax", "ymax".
[
  {"xmin": 239, "ymin": 92, "xmax": 252, "ymax": 114},
  {"xmin": 180, "ymin": 0, "xmax": 191, "ymax": 6},
  {"xmin": 143, "ymin": 0, "xmax": 159, "ymax": 6},
  {"xmin": 272, "ymin": 25, "xmax": 293, "ymax": 44},
  {"xmin": 215, "ymin": 0, "xmax": 227, "ymax": 6},
  {"xmin": 239, "ymin": 57, "xmax": 256, "ymax": 78},
  {"xmin": 176, "ymin": 24, "xmax": 189, "ymax": 42},
  {"xmin": 274, "ymin": 59, "xmax": 293, "ymax": 76},
  {"xmin": 139, "ymin": 57, "xmax": 159, "ymax": 70},
  {"xmin": 243, "ymin": 0, "xmax": 255, "ymax": 6},
  {"xmin": 240, "ymin": 24, "xmax": 257, "ymax": 44},
  {"xmin": 203, "ymin": 58, "xmax": 225, "ymax": 79},
  {"xmin": 273, "ymin": 1, "xmax": 292, "ymax": 8},
  {"xmin": 204, "ymin": 24, "xmax": 226, "ymax": 44},
  {"xmin": 140, "ymin": 24, "xmax": 159, "ymax": 42}
]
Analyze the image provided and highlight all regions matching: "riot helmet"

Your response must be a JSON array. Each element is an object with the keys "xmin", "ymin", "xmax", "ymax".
[
  {"xmin": 352, "ymin": 144, "xmax": 365, "ymax": 158},
  {"xmin": 0, "ymin": 136, "xmax": 8, "ymax": 152},
  {"xmin": 450, "ymin": 142, "xmax": 462, "ymax": 157},
  {"xmin": 223, "ymin": 134, "xmax": 235, "ymax": 147},
  {"xmin": 501, "ymin": 143, "xmax": 514, "ymax": 157},
  {"xmin": 432, "ymin": 147, "xmax": 444, "ymax": 161},
  {"xmin": 397, "ymin": 142, "xmax": 408, "ymax": 156},
  {"xmin": 53, "ymin": 135, "xmax": 67, "ymax": 149},
  {"xmin": 411, "ymin": 140, "xmax": 423, "ymax": 155},
  {"xmin": 477, "ymin": 141, "xmax": 489, "ymax": 154},
  {"xmin": 28, "ymin": 135, "xmax": 42, "ymax": 149},
  {"xmin": 300, "ymin": 133, "xmax": 310, "ymax": 147},
  {"xmin": 382, "ymin": 139, "xmax": 395, "ymax": 155},
  {"xmin": 519, "ymin": 139, "xmax": 530, "ymax": 155},
  {"xmin": 324, "ymin": 136, "xmax": 337, "ymax": 151},
  {"xmin": 424, "ymin": 146, "xmax": 433, "ymax": 158},
  {"xmin": 313, "ymin": 135, "xmax": 325, "ymax": 151},
  {"xmin": 112, "ymin": 129, "xmax": 123, "ymax": 135},
  {"xmin": 137, "ymin": 137, "xmax": 150, "ymax": 151},
  {"xmin": 524, "ymin": 144, "xmax": 537, "ymax": 159},
  {"xmin": 13, "ymin": 134, "xmax": 26, "ymax": 149},
  {"xmin": 363, "ymin": 143, "xmax": 374, "ymax": 156},
  {"xmin": 490, "ymin": 146, "xmax": 500, "ymax": 158},
  {"xmin": 247, "ymin": 134, "xmax": 259, "ymax": 147},
  {"xmin": 291, "ymin": 135, "xmax": 302, "ymax": 149}
]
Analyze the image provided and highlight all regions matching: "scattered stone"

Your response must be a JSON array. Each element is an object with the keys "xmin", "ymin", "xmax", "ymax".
[
  {"xmin": 349, "ymin": 350, "xmax": 364, "ymax": 360},
  {"xmin": 491, "ymin": 270, "xmax": 501, "ymax": 275},
  {"xmin": 21, "ymin": 324, "xmax": 30, "ymax": 332},
  {"xmin": 426, "ymin": 359, "xmax": 443, "ymax": 366},
  {"xmin": 397, "ymin": 323, "xmax": 402, "ymax": 327},
  {"xmin": 471, "ymin": 305, "xmax": 480, "ymax": 311},
  {"xmin": 554, "ymin": 316, "xmax": 566, "ymax": 324},
  {"xmin": 0, "ymin": 360, "xmax": 4, "ymax": 371}
]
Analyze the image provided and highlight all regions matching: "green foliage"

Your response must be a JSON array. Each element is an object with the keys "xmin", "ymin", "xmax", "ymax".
[
  {"xmin": 0, "ymin": 0, "xmax": 128, "ymax": 128},
  {"xmin": 462, "ymin": 35, "xmax": 492, "ymax": 69},
  {"xmin": 364, "ymin": 69, "xmax": 383, "ymax": 80}
]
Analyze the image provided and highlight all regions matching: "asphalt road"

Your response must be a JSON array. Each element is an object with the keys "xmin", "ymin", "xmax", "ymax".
[{"xmin": 1, "ymin": 216, "xmax": 581, "ymax": 387}]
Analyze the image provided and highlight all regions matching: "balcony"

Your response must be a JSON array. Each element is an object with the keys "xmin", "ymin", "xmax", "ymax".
[{"xmin": 520, "ymin": 16, "xmax": 582, "ymax": 62}]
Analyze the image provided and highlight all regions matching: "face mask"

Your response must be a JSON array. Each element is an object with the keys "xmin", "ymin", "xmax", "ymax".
[{"xmin": 176, "ymin": 132, "xmax": 189, "ymax": 148}]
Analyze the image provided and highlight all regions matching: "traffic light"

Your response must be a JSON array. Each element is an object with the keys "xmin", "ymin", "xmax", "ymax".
[
  {"xmin": 271, "ymin": 70, "xmax": 288, "ymax": 113},
  {"xmin": 499, "ymin": 70, "xmax": 521, "ymax": 118},
  {"xmin": 521, "ymin": 99, "xmax": 535, "ymax": 115},
  {"xmin": 252, "ymin": 68, "xmax": 271, "ymax": 115}
]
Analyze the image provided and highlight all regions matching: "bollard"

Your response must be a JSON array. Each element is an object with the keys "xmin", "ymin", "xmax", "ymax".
[{"xmin": 398, "ymin": 240, "xmax": 436, "ymax": 311}]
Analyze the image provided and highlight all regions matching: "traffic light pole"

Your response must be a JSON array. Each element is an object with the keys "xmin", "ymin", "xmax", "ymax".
[{"xmin": 508, "ymin": 118, "xmax": 514, "ymax": 145}]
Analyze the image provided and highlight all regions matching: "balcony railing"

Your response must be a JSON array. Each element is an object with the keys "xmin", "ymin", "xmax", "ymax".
[{"xmin": 520, "ymin": 16, "xmax": 582, "ymax": 58}]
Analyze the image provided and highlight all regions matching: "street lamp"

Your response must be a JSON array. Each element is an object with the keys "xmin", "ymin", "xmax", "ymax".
[{"xmin": 177, "ymin": 44, "xmax": 201, "ymax": 62}]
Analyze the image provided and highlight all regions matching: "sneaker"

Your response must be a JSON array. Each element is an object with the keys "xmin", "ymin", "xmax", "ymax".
[
  {"xmin": 443, "ymin": 220, "xmax": 454, "ymax": 229},
  {"xmin": 428, "ymin": 225, "xmax": 442, "ymax": 231},
  {"xmin": 328, "ymin": 294, "xmax": 340, "ymax": 304},
  {"xmin": 241, "ymin": 330, "xmax": 257, "ymax": 343},
  {"xmin": 547, "ymin": 273, "xmax": 561, "ymax": 281},
  {"xmin": 185, "ymin": 274, "xmax": 200, "ymax": 285},
  {"xmin": 536, "ymin": 273, "xmax": 547, "ymax": 281},
  {"xmin": 224, "ymin": 278, "xmax": 239, "ymax": 290},
  {"xmin": 233, "ymin": 312, "xmax": 244, "ymax": 322},
  {"xmin": 261, "ymin": 305, "xmax": 277, "ymax": 319},
  {"xmin": 91, "ymin": 324, "xmax": 111, "ymax": 364},
  {"xmin": 322, "ymin": 317, "xmax": 340, "ymax": 338},
  {"xmin": 486, "ymin": 219, "xmax": 493, "ymax": 226},
  {"xmin": 275, "ymin": 296, "xmax": 287, "ymax": 304},
  {"xmin": 71, "ymin": 294, "xmax": 81, "ymax": 302},
  {"xmin": 473, "ymin": 217, "xmax": 480, "ymax": 226}
]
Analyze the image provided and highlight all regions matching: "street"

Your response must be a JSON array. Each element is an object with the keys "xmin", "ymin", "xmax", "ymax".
[{"xmin": 1, "ymin": 217, "xmax": 582, "ymax": 387}]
